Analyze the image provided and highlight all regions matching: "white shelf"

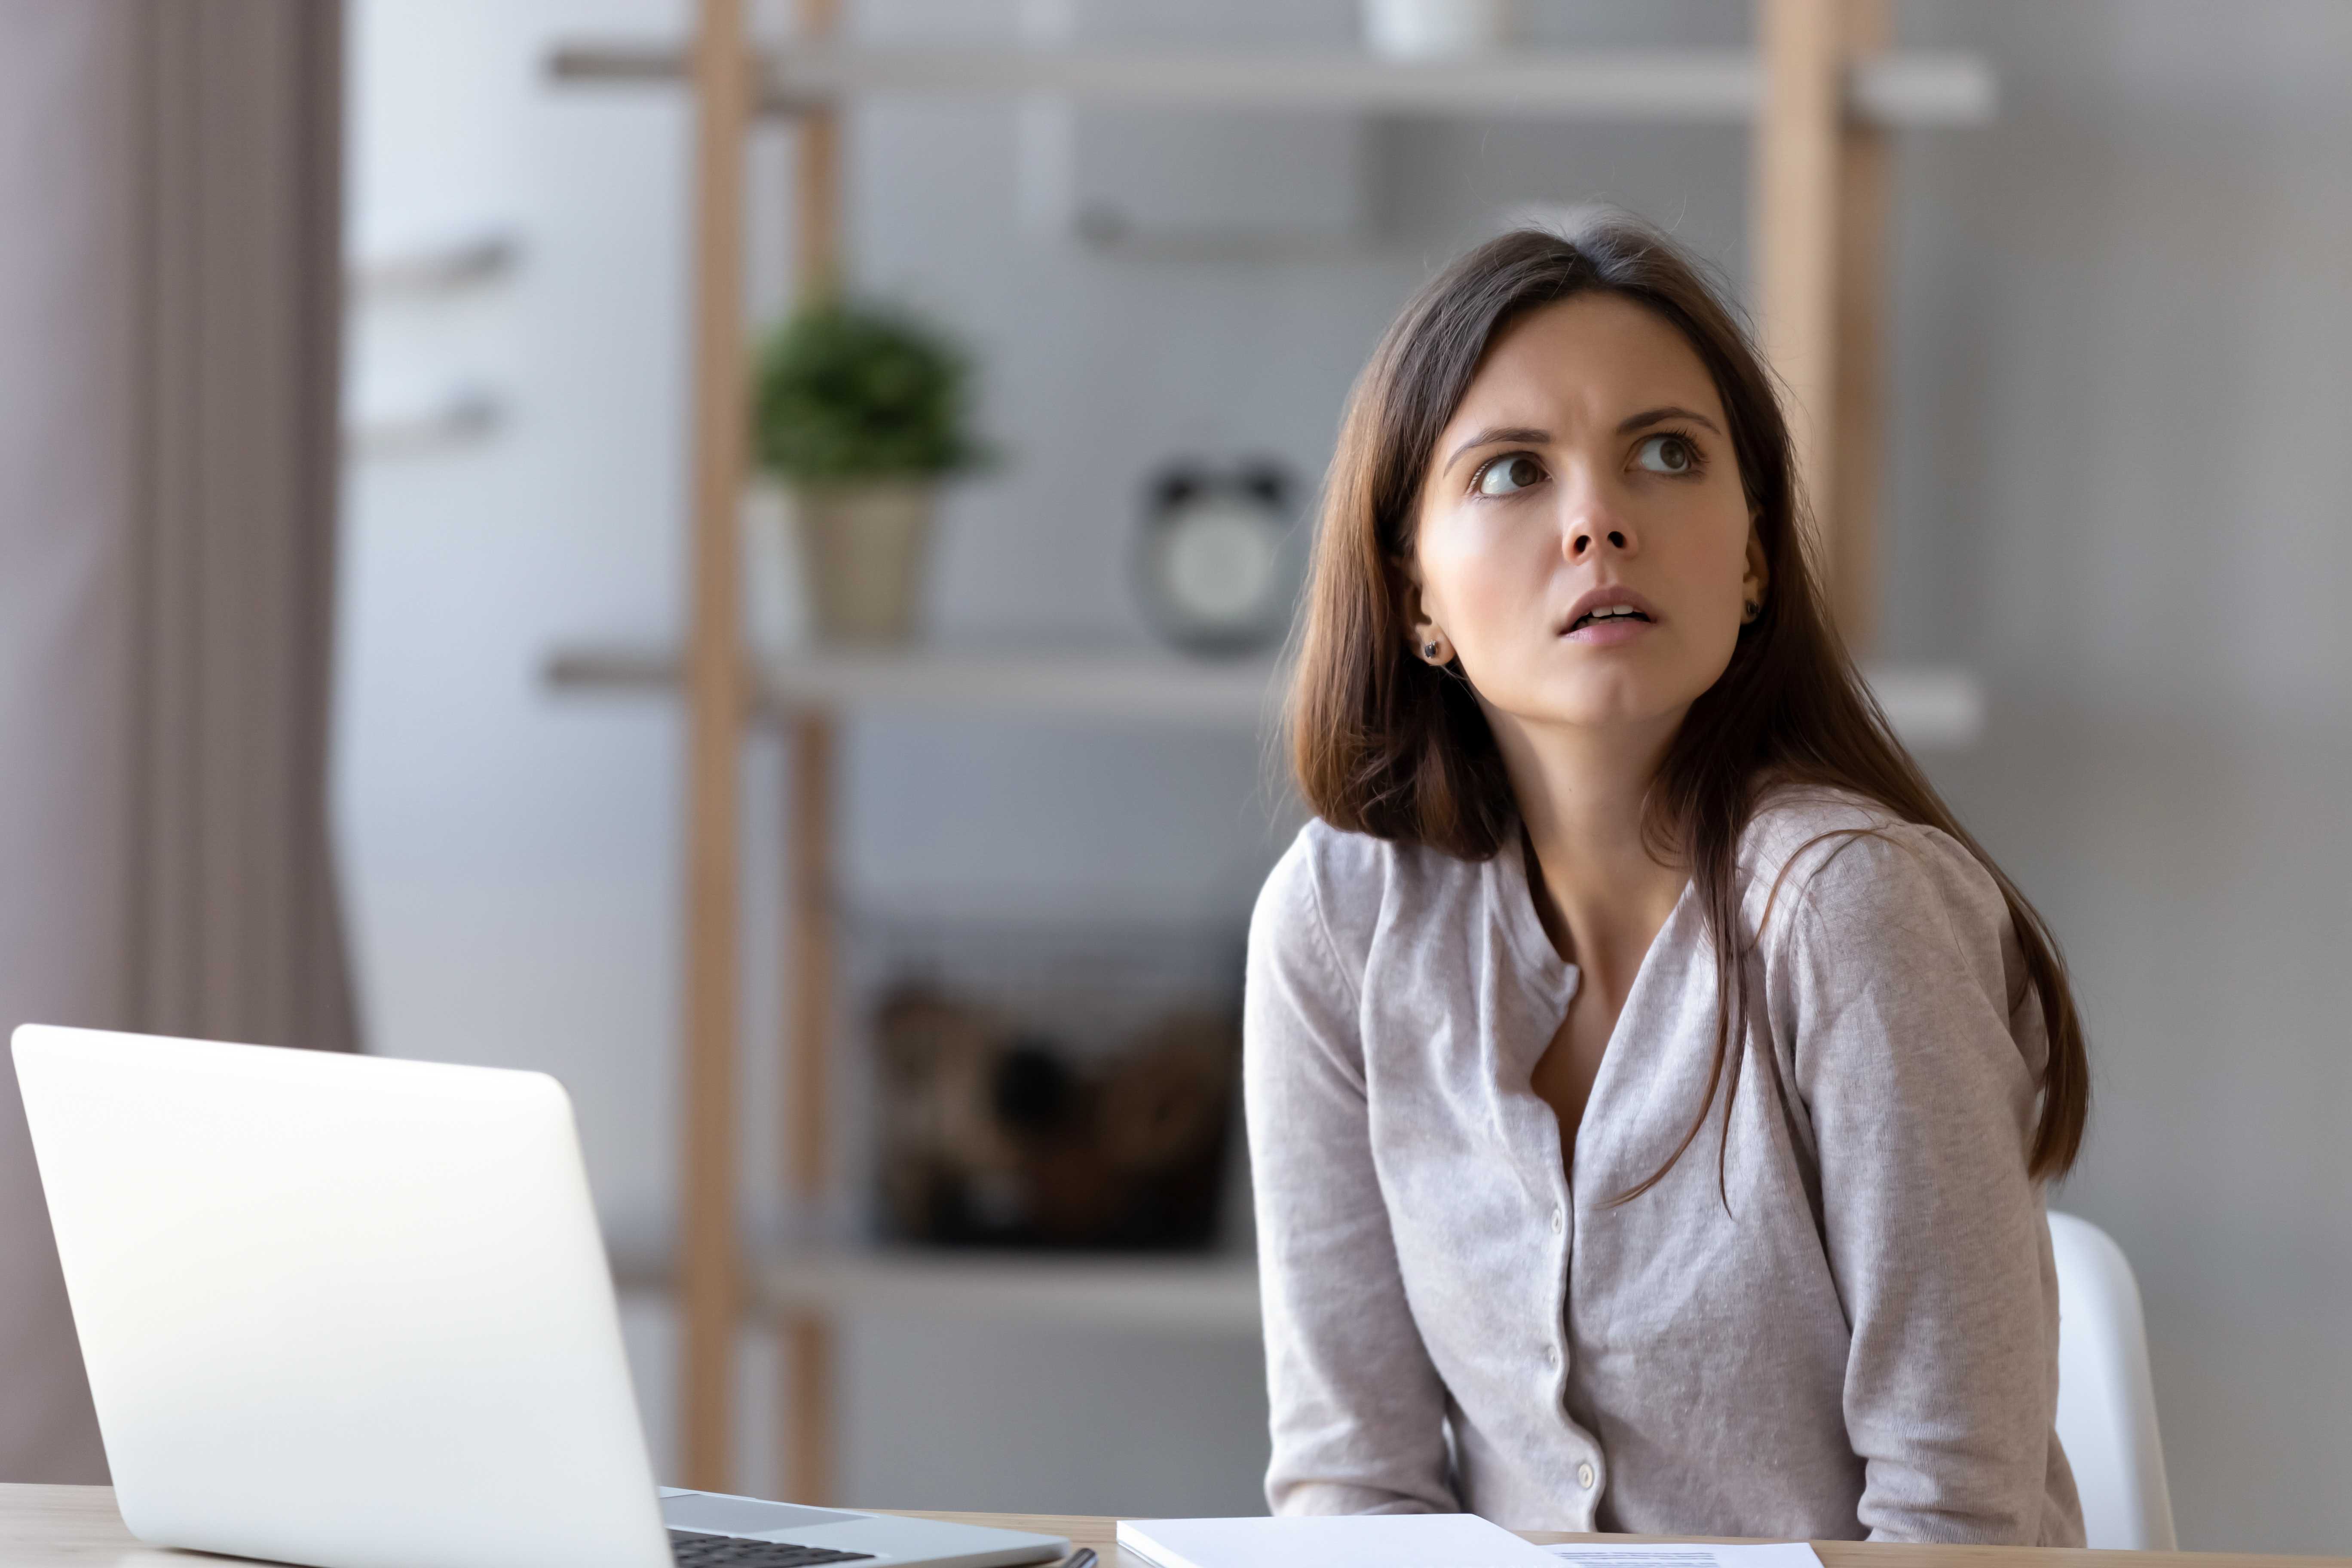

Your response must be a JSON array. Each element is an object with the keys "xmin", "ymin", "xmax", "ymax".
[
  {"xmin": 547, "ymin": 643, "xmax": 1983, "ymax": 750},
  {"xmin": 609, "ymin": 1239, "xmax": 1262, "ymax": 1336},
  {"xmin": 548, "ymin": 644, "xmax": 1283, "ymax": 729},
  {"xmin": 759, "ymin": 1247, "xmax": 1263, "ymax": 1337},
  {"xmin": 1862, "ymin": 664, "xmax": 1984, "ymax": 751},
  {"xmin": 549, "ymin": 43, "xmax": 1994, "ymax": 129}
]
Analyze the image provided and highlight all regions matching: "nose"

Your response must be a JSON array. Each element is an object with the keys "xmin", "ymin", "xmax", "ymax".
[{"xmin": 1565, "ymin": 498, "xmax": 1638, "ymax": 560}]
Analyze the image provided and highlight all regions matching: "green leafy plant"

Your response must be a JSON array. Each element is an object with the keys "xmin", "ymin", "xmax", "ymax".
[{"xmin": 753, "ymin": 299, "xmax": 982, "ymax": 483}]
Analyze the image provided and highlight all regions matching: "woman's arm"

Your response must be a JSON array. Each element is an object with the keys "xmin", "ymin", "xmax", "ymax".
[
  {"xmin": 1246, "ymin": 834, "xmax": 1458, "ymax": 1516},
  {"xmin": 1784, "ymin": 826, "xmax": 2069, "ymax": 1544}
]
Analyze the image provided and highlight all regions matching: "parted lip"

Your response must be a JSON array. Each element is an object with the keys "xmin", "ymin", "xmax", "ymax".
[{"xmin": 1557, "ymin": 585, "xmax": 1663, "ymax": 634}]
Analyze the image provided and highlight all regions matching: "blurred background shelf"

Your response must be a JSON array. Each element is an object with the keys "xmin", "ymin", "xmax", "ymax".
[
  {"xmin": 609, "ymin": 1245, "xmax": 1263, "ymax": 1338},
  {"xmin": 550, "ymin": 43, "xmax": 1994, "ymax": 128},
  {"xmin": 762, "ymin": 1250, "xmax": 1262, "ymax": 1338},
  {"xmin": 548, "ymin": 644, "xmax": 1282, "ymax": 729},
  {"xmin": 1859, "ymin": 665, "xmax": 1984, "ymax": 751},
  {"xmin": 548, "ymin": 644, "xmax": 1986, "ymax": 749}
]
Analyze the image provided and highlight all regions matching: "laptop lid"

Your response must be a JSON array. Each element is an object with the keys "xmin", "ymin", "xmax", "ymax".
[{"xmin": 13, "ymin": 1024, "xmax": 671, "ymax": 1568}]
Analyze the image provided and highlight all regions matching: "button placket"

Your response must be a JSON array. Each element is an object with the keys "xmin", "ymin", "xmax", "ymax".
[
  {"xmin": 1547, "ymin": 1193, "xmax": 1571, "ymax": 1391},
  {"xmin": 1553, "ymin": 1194, "xmax": 1573, "ymax": 1386}
]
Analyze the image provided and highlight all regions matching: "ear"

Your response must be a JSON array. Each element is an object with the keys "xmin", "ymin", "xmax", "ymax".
[
  {"xmin": 1741, "ymin": 518, "xmax": 1769, "ymax": 606},
  {"xmin": 1391, "ymin": 552, "xmax": 1443, "ymax": 644}
]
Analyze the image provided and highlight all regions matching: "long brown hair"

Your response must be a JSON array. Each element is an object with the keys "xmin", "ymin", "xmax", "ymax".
[{"xmin": 1289, "ymin": 218, "xmax": 2087, "ymax": 1190}]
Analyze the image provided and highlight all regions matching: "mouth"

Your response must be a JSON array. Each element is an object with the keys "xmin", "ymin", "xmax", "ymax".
[
  {"xmin": 1558, "ymin": 587, "xmax": 1663, "ymax": 640},
  {"xmin": 1566, "ymin": 603, "xmax": 1654, "ymax": 633}
]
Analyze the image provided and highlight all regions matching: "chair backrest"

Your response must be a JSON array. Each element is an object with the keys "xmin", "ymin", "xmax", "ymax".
[{"xmin": 2049, "ymin": 1210, "xmax": 2177, "ymax": 1550}]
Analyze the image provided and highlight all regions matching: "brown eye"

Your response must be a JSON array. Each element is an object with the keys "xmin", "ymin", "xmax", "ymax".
[
  {"xmin": 1634, "ymin": 434, "xmax": 1696, "ymax": 475},
  {"xmin": 1476, "ymin": 455, "xmax": 1544, "ymax": 496}
]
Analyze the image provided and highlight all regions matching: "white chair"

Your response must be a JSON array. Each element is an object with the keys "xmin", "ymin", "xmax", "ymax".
[{"xmin": 2049, "ymin": 1210, "xmax": 2178, "ymax": 1549}]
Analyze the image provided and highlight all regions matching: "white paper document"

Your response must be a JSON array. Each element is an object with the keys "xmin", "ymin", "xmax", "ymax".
[
  {"xmin": 1546, "ymin": 1543, "xmax": 1824, "ymax": 1568},
  {"xmin": 1118, "ymin": 1513, "xmax": 1561, "ymax": 1568}
]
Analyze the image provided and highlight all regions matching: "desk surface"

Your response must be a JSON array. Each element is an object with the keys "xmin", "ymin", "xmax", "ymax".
[{"xmin": 3, "ymin": 1486, "xmax": 2344, "ymax": 1568}]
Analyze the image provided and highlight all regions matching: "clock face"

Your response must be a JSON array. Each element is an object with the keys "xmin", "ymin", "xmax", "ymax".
[
  {"xmin": 1135, "ymin": 461, "xmax": 1301, "ymax": 654},
  {"xmin": 1163, "ymin": 497, "xmax": 1282, "ymax": 624}
]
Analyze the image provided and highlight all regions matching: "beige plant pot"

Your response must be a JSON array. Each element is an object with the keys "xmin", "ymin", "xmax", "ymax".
[{"xmin": 789, "ymin": 480, "xmax": 935, "ymax": 644}]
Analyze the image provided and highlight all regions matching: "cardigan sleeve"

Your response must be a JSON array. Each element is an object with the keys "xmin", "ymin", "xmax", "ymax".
[
  {"xmin": 1246, "ymin": 829, "xmax": 1458, "ymax": 1517},
  {"xmin": 1778, "ymin": 824, "xmax": 2074, "ymax": 1544}
]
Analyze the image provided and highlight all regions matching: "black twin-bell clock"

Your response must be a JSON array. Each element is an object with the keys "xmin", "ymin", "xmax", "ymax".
[{"xmin": 1133, "ymin": 458, "xmax": 1304, "ymax": 655}]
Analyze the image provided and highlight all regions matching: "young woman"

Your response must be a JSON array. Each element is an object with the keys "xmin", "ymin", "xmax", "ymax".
[{"xmin": 1245, "ymin": 220, "xmax": 2089, "ymax": 1545}]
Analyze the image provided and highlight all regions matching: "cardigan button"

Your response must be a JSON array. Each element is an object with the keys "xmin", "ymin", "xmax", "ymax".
[
  {"xmin": 1544, "ymin": 1342, "xmax": 1559, "ymax": 1368},
  {"xmin": 1578, "ymin": 1462, "xmax": 1596, "ymax": 1490},
  {"xmin": 1551, "ymin": 1206, "xmax": 1565, "ymax": 1235}
]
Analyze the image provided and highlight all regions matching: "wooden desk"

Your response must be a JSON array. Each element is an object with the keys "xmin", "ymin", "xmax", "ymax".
[{"xmin": 4, "ymin": 1486, "xmax": 2343, "ymax": 1568}]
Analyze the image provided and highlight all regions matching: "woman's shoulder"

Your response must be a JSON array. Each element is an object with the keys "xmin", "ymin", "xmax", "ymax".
[
  {"xmin": 1264, "ymin": 816, "xmax": 1487, "ymax": 897},
  {"xmin": 1740, "ymin": 783, "xmax": 1901, "ymax": 868},
  {"xmin": 1738, "ymin": 783, "xmax": 2005, "ymax": 947},
  {"xmin": 1253, "ymin": 818, "xmax": 1488, "ymax": 981},
  {"xmin": 1251, "ymin": 820, "xmax": 1384, "ymax": 1004}
]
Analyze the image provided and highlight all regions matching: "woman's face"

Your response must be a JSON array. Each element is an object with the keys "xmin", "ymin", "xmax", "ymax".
[{"xmin": 1407, "ymin": 291, "xmax": 1766, "ymax": 740}]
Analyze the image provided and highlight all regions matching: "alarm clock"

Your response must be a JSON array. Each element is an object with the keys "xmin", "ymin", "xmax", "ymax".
[{"xmin": 1133, "ymin": 459, "xmax": 1304, "ymax": 655}]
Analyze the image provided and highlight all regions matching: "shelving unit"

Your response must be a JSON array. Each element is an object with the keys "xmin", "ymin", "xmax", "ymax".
[
  {"xmin": 550, "ymin": 40, "xmax": 1992, "ymax": 126},
  {"xmin": 547, "ymin": 644, "xmax": 1982, "ymax": 748},
  {"xmin": 607, "ymin": 1242, "xmax": 1264, "ymax": 1337},
  {"xmin": 547, "ymin": 0, "xmax": 1995, "ymax": 1503},
  {"xmin": 760, "ymin": 1248, "xmax": 1264, "ymax": 1338},
  {"xmin": 548, "ymin": 645, "xmax": 1285, "ymax": 728}
]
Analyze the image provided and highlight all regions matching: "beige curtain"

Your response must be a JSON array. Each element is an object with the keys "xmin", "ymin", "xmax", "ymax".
[{"xmin": 0, "ymin": 0, "xmax": 353, "ymax": 1482}]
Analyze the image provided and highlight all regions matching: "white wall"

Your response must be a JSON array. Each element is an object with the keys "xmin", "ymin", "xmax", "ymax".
[
  {"xmin": 343, "ymin": 0, "xmax": 688, "ymax": 1242},
  {"xmin": 340, "ymin": 0, "xmax": 2352, "ymax": 1547}
]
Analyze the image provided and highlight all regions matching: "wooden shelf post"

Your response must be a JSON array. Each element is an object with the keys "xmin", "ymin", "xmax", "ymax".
[
  {"xmin": 1753, "ymin": 0, "xmax": 1890, "ymax": 654},
  {"xmin": 1830, "ymin": 0, "xmax": 1891, "ymax": 655},
  {"xmin": 679, "ymin": 0, "xmax": 754, "ymax": 1494},
  {"xmin": 793, "ymin": 0, "xmax": 843, "ymax": 303}
]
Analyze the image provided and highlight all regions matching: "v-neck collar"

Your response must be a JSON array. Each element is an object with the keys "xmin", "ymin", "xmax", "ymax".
[
  {"xmin": 1490, "ymin": 827, "xmax": 1575, "ymax": 1008},
  {"xmin": 1487, "ymin": 826, "xmax": 1698, "ymax": 1197}
]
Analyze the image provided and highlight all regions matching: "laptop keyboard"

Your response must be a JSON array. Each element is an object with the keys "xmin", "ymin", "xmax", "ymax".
[{"xmin": 669, "ymin": 1529, "xmax": 877, "ymax": 1568}]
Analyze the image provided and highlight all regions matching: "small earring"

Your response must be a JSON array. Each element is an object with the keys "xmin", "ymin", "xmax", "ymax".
[
  {"xmin": 1421, "ymin": 640, "xmax": 1441, "ymax": 661},
  {"xmin": 1742, "ymin": 600, "xmax": 1760, "ymax": 623}
]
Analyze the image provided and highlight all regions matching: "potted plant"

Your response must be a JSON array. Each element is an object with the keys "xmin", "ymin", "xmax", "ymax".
[{"xmin": 752, "ymin": 298, "xmax": 982, "ymax": 645}]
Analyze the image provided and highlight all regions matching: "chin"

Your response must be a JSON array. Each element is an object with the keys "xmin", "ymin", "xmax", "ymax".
[
  {"xmin": 1467, "ymin": 642, "xmax": 1727, "ymax": 732},
  {"xmin": 1490, "ymin": 678, "xmax": 1697, "ymax": 735}
]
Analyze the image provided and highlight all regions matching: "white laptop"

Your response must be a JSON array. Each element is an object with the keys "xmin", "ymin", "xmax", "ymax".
[{"xmin": 12, "ymin": 1024, "xmax": 1070, "ymax": 1568}]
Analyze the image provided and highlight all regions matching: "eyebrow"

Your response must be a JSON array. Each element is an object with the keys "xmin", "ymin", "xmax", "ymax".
[
  {"xmin": 1442, "ymin": 407, "xmax": 1725, "ymax": 476},
  {"xmin": 1617, "ymin": 405, "xmax": 1723, "ymax": 437},
  {"xmin": 1442, "ymin": 426, "xmax": 1549, "ymax": 475}
]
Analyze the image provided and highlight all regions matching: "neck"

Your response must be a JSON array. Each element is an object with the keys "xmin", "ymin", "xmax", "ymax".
[{"xmin": 1485, "ymin": 704, "xmax": 1691, "ymax": 988}]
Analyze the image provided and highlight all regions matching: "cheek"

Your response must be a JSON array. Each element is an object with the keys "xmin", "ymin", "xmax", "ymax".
[
  {"xmin": 1412, "ymin": 512, "xmax": 1479, "ymax": 626},
  {"xmin": 1670, "ymin": 518, "xmax": 1757, "ymax": 675},
  {"xmin": 1672, "ymin": 507, "xmax": 1756, "ymax": 608},
  {"xmin": 1417, "ymin": 507, "xmax": 1549, "ymax": 625}
]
